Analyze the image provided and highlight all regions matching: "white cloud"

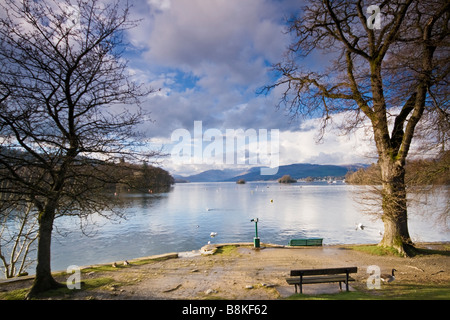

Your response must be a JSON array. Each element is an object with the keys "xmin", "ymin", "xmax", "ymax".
[
  {"xmin": 136, "ymin": 0, "xmax": 292, "ymax": 90},
  {"xmin": 154, "ymin": 112, "xmax": 377, "ymax": 176},
  {"xmin": 125, "ymin": 1, "xmax": 378, "ymax": 175},
  {"xmin": 147, "ymin": 0, "xmax": 171, "ymax": 11},
  {"xmin": 277, "ymin": 115, "xmax": 377, "ymax": 167},
  {"xmin": 146, "ymin": 0, "xmax": 284, "ymax": 63}
]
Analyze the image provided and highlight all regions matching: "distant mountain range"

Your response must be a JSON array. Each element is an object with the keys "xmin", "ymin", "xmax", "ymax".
[{"xmin": 173, "ymin": 163, "xmax": 368, "ymax": 183}]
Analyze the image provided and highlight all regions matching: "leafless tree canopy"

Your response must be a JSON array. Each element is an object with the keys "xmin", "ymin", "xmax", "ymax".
[
  {"xmin": 265, "ymin": 0, "xmax": 449, "ymax": 143},
  {"xmin": 0, "ymin": 0, "xmax": 157, "ymax": 295},
  {"xmin": 263, "ymin": 0, "xmax": 449, "ymax": 255}
]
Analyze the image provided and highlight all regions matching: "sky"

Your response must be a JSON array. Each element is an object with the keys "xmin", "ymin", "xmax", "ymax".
[{"xmin": 121, "ymin": 0, "xmax": 377, "ymax": 176}]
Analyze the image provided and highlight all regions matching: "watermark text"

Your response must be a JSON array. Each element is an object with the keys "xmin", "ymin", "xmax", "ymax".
[
  {"xmin": 66, "ymin": 265, "xmax": 81, "ymax": 290},
  {"xmin": 367, "ymin": 5, "xmax": 382, "ymax": 30},
  {"xmin": 171, "ymin": 121, "xmax": 279, "ymax": 175}
]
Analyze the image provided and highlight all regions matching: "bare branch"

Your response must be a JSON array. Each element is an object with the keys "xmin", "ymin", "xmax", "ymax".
[{"xmin": 0, "ymin": 0, "xmax": 167, "ymax": 292}]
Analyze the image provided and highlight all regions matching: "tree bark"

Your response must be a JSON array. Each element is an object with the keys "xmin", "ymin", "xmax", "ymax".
[
  {"xmin": 26, "ymin": 205, "xmax": 64, "ymax": 298},
  {"xmin": 378, "ymin": 156, "xmax": 415, "ymax": 256}
]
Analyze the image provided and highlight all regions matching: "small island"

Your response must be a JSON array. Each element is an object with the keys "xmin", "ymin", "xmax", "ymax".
[{"xmin": 278, "ymin": 175, "xmax": 296, "ymax": 183}]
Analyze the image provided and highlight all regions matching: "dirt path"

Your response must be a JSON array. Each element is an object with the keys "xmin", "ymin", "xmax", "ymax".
[{"xmin": 1, "ymin": 243, "xmax": 449, "ymax": 299}]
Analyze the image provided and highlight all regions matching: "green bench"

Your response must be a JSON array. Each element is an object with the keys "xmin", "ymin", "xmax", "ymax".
[
  {"xmin": 286, "ymin": 267, "xmax": 357, "ymax": 294},
  {"xmin": 288, "ymin": 238, "xmax": 323, "ymax": 246}
]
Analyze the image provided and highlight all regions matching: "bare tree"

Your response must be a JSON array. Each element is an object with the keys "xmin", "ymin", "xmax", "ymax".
[
  {"xmin": 263, "ymin": 0, "xmax": 449, "ymax": 255},
  {"xmin": 0, "ymin": 197, "xmax": 39, "ymax": 279},
  {"xmin": 0, "ymin": 0, "xmax": 156, "ymax": 297}
]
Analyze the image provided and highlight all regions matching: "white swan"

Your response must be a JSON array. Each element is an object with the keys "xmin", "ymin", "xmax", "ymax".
[{"xmin": 355, "ymin": 223, "xmax": 366, "ymax": 230}]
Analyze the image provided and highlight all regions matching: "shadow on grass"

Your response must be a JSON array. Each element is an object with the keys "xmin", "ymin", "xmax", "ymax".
[
  {"xmin": 0, "ymin": 277, "xmax": 115, "ymax": 300},
  {"xmin": 350, "ymin": 244, "xmax": 450, "ymax": 257},
  {"xmin": 286, "ymin": 282, "xmax": 450, "ymax": 300},
  {"xmin": 414, "ymin": 247, "xmax": 450, "ymax": 257}
]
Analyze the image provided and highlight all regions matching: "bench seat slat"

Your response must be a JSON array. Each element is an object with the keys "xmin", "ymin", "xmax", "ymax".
[
  {"xmin": 290, "ymin": 267, "xmax": 357, "ymax": 276},
  {"xmin": 286, "ymin": 275, "xmax": 355, "ymax": 285}
]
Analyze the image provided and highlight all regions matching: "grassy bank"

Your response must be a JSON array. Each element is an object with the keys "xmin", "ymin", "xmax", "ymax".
[{"xmin": 350, "ymin": 243, "xmax": 450, "ymax": 257}]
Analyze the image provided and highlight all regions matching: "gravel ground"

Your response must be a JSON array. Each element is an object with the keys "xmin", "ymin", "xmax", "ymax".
[{"xmin": 1, "ymin": 242, "xmax": 449, "ymax": 300}]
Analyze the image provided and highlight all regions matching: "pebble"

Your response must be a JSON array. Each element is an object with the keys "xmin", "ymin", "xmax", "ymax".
[
  {"xmin": 205, "ymin": 289, "xmax": 217, "ymax": 294},
  {"xmin": 109, "ymin": 284, "xmax": 119, "ymax": 291},
  {"xmin": 261, "ymin": 283, "xmax": 275, "ymax": 288}
]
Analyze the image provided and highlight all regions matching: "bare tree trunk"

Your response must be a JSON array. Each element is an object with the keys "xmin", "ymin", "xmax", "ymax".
[
  {"xmin": 26, "ymin": 204, "xmax": 63, "ymax": 298},
  {"xmin": 378, "ymin": 156, "xmax": 414, "ymax": 255}
]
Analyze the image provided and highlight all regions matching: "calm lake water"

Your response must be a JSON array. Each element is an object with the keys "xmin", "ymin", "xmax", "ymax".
[{"xmin": 45, "ymin": 182, "xmax": 449, "ymax": 273}]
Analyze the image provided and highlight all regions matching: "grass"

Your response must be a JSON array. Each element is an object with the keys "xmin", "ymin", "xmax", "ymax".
[
  {"xmin": 214, "ymin": 245, "xmax": 240, "ymax": 256},
  {"xmin": 287, "ymin": 244, "xmax": 450, "ymax": 300},
  {"xmin": 350, "ymin": 244, "xmax": 404, "ymax": 256},
  {"xmin": 4, "ymin": 281, "xmax": 447, "ymax": 300},
  {"xmin": 0, "ymin": 288, "xmax": 30, "ymax": 300},
  {"xmin": 349, "ymin": 244, "xmax": 450, "ymax": 257},
  {"xmin": 2, "ymin": 244, "xmax": 448, "ymax": 300},
  {"xmin": 81, "ymin": 264, "xmax": 131, "ymax": 273},
  {"xmin": 414, "ymin": 247, "xmax": 450, "ymax": 257},
  {"xmin": 286, "ymin": 282, "xmax": 450, "ymax": 300},
  {"xmin": 0, "ymin": 277, "xmax": 115, "ymax": 300},
  {"xmin": 0, "ymin": 253, "xmax": 180, "ymax": 300}
]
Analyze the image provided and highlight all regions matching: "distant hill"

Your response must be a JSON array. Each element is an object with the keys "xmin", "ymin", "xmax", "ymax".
[
  {"xmin": 174, "ymin": 163, "xmax": 367, "ymax": 182},
  {"xmin": 226, "ymin": 163, "xmax": 350, "ymax": 182},
  {"xmin": 173, "ymin": 169, "xmax": 244, "ymax": 182}
]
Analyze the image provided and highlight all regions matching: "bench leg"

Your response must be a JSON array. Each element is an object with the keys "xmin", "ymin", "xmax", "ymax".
[
  {"xmin": 345, "ymin": 272, "xmax": 350, "ymax": 291},
  {"xmin": 339, "ymin": 281, "xmax": 342, "ymax": 291},
  {"xmin": 300, "ymin": 275, "xmax": 303, "ymax": 294},
  {"xmin": 295, "ymin": 281, "xmax": 303, "ymax": 294}
]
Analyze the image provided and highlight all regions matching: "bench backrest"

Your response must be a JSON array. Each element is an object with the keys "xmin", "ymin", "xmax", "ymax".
[
  {"xmin": 290, "ymin": 267, "xmax": 357, "ymax": 277},
  {"xmin": 289, "ymin": 238, "xmax": 323, "ymax": 246}
]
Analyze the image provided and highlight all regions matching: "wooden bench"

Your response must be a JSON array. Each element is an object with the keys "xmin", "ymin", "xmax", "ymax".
[
  {"xmin": 286, "ymin": 267, "xmax": 357, "ymax": 294},
  {"xmin": 288, "ymin": 238, "xmax": 323, "ymax": 246}
]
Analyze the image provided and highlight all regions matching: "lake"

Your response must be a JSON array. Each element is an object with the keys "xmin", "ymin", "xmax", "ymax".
[{"xmin": 46, "ymin": 182, "xmax": 449, "ymax": 273}]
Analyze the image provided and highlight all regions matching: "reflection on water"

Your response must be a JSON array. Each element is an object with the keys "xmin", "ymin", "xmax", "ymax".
[{"xmin": 36, "ymin": 182, "xmax": 450, "ymax": 273}]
